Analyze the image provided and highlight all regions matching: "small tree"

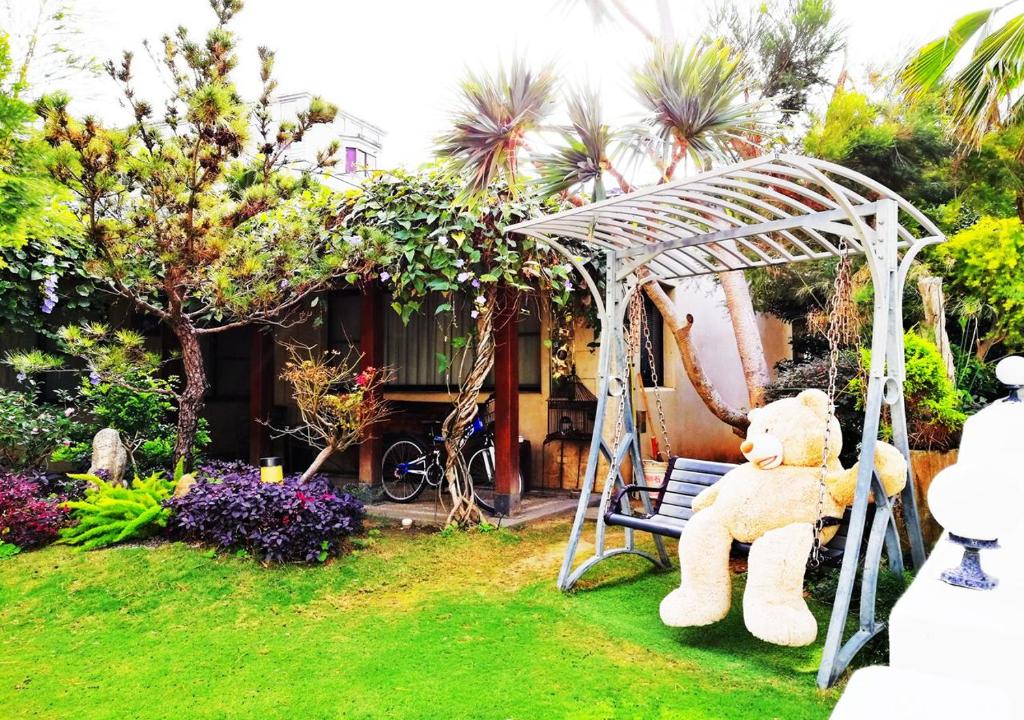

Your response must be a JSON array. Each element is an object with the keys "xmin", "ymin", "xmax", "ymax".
[
  {"xmin": 0, "ymin": 32, "xmax": 52, "ymax": 249},
  {"xmin": 935, "ymin": 215, "xmax": 1024, "ymax": 360},
  {"xmin": 35, "ymin": 0, "xmax": 360, "ymax": 465},
  {"xmin": 277, "ymin": 344, "xmax": 391, "ymax": 482}
]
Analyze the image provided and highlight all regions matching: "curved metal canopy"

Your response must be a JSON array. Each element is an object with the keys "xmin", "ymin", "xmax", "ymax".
[{"xmin": 507, "ymin": 153, "xmax": 945, "ymax": 282}]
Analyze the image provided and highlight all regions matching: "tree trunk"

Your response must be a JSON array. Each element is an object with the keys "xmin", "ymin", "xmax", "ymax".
[
  {"xmin": 718, "ymin": 265, "xmax": 770, "ymax": 408},
  {"xmin": 975, "ymin": 334, "xmax": 1002, "ymax": 362},
  {"xmin": 917, "ymin": 275, "xmax": 955, "ymax": 382},
  {"xmin": 173, "ymin": 324, "xmax": 208, "ymax": 468},
  {"xmin": 642, "ymin": 278, "xmax": 749, "ymax": 434},
  {"xmin": 301, "ymin": 443, "xmax": 336, "ymax": 483}
]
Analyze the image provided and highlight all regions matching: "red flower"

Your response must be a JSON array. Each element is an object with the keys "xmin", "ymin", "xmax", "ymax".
[{"xmin": 355, "ymin": 368, "xmax": 373, "ymax": 387}]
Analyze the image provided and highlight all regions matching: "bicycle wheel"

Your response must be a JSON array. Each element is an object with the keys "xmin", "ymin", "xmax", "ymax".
[
  {"xmin": 381, "ymin": 439, "xmax": 428, "ymax": 502},
  {"xmin": 468, "ymin": 446, "xmax": 497, "ymax": 515}
]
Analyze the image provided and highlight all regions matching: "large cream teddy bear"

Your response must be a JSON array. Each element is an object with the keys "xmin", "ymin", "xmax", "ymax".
[{"xmin": 659, "ymin": 389, "xmax": 907, "ymax": 646}]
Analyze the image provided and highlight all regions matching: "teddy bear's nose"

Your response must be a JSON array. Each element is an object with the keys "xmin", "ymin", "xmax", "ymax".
[{"xmin": 740, "ymin": 440, "xmax": 754, "ymax": 454}]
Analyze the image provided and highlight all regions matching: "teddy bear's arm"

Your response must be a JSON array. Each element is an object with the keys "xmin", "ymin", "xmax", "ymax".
[
  {"xmin": 824, "ymin": 442, "xmax": 909, "ymax": 507},
  {"xmin": 873, "ymin": 442, "xmax": 908, "ymax": 497},
  {"xmin": 691, "ymin": 483, "xmax": 721, "ymax": 513},
  {"xmin": 823, "ymin": 467, "xmax": 856, "ymax": 508}
]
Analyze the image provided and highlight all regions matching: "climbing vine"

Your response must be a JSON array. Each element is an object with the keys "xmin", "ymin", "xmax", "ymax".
[{"xmin": 342, "ymin": 163, "xmax": 583, "ymax": 525}]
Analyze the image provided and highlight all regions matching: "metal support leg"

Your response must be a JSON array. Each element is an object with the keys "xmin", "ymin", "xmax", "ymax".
[{"xmin": 557, "ymin": 251, "xmax": 669, "ymax": 590}]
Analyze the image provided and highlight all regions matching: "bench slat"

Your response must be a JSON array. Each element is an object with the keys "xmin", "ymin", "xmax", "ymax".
[
  {"xmin": 668, "ymin": 469, "xmax": 724, "ymax": 485},
  {"xmin": 658, "ymin": 494, "xmax": 693, "ymax": 509},
  {"xmin": 664, "ymin": 480, "xmax": 711, "ymax": 497},
  {"xmin": 654, "ymin": 505, "xmax": 693, "ymax": 521}
]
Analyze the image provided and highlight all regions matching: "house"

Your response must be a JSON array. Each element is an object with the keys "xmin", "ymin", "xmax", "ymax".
[{"xmin": 2, "ymin": 94, "xmax": 792, "ymax": 515}]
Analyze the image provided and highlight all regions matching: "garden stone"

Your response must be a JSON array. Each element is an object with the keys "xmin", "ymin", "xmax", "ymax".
[
  {"xmin": 173, "ymin": 472, "xmax": 196, "ymax": 498},
  {"xmin": 88, "ymin": 428, "xmax": 128, "ymax": 486}
]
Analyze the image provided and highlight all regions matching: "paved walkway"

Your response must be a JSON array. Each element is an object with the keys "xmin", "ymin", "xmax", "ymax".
[{"xmin": 366, "ymin": 492, "xmax": 592, "ymax": 529}]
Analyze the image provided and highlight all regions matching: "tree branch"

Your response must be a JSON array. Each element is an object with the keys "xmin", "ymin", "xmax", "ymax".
[{"xmin": 641, "ymin": 274, "xmax": 749, "ymax": 434}]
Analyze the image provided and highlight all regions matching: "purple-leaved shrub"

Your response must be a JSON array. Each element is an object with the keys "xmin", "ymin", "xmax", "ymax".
[
  {"xmin": 165, "ymin": 464, "xmax": 364, "ymax": 563},
  {"xmin": 0, "ymin": 470, "xmax": 71, "ymax": 549}
]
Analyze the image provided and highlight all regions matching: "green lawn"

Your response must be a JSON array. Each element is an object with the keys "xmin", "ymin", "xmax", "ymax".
[{"xmin": 0, "ymin": 518, "xmax": 840, "ymax": 719}]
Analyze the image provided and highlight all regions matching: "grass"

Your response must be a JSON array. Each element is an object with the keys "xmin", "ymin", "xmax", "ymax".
[{"xmin": 0, "ymin": 518, "xmax": 841, "ymax": 719}]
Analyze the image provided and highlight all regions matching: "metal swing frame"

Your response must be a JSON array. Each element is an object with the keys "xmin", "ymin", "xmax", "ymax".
[{"xmin": 507, "ymin": 153, "xmax": 945, "ymax": 689}]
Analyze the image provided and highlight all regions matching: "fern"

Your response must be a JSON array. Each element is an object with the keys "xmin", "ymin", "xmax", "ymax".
[{"xmin": 59, "ymin": 472, "xmax": 175, "ymax": 550}]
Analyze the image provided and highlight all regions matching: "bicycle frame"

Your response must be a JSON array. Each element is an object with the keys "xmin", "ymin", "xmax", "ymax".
[{"xmin": 395, "ymin": 417, "xmax": 488, "ymax": 487}]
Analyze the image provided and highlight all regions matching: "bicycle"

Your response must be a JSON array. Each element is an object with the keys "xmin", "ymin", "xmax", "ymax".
[{"xmin": 380, "ymin": 408, "xmax": 499, "ymax": 515}]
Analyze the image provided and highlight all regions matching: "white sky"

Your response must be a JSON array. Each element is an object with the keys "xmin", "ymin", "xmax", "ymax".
[{"xmin": 23, "ymin": 0, "xmax": 983, "ymax": 168}]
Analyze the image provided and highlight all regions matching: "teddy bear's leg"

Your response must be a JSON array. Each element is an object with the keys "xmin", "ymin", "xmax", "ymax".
[
  {"xmin": 743, "ymin": 522, "xmax": 818, "ymax": 647},
  {"xmin": 659, "ymin": 507, "xmax": 733, "ymax": 627}
]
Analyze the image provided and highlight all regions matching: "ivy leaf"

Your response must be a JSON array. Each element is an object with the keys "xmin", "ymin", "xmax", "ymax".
[{"xmin": 436, "ymin": 352, "xmax": 450, "ymax": 374}]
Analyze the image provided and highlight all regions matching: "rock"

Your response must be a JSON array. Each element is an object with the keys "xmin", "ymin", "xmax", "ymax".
[
  {"xmin": 88, "ymin": 428, "xmax": 128, "ymax": 486},
  {"xmin": 173, "ymin": 472, "xmax": 196, "ymax": 498}
]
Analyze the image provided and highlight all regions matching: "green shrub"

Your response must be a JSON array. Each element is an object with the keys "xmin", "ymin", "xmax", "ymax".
[
  {"xmin": 59, "ymin": 472, "xmax": 175, "ymax": 550},
  {"xmin": 50, "ymin": 374, "xmax": 210, "ymax": 474},
  {"xmin": 934, "ymin": 216, "xmax": 1024, "ymax": 355},
  {"xmin": 0, "ymin": 388, "xmax": 82, "ymax": 470},
  {"xmin": 853, "ymin": 332, "xmax": 967, "ymax": 451}
]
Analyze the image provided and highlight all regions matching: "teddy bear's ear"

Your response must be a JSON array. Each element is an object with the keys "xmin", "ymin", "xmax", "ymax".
[{"xmin": 798, "ymin": 389, "xmax": 830, "ymax": 417}]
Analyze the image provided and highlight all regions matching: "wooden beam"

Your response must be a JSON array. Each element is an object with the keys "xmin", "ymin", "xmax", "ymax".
[
  {"xmin": 248, "ymin": 326, "xmax": 274, "ymax": 465},
  {"xmin": 493, "ymin": 286, "xmax": 521, "ymax": 515},
  {"xmin": 358, "ymin": 285, "xmax": 384, "ymax": 486}
]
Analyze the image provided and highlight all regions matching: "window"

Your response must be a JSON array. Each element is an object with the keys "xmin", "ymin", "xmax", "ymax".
[
  {"xmin": 638, "ymin": 294, "xmax": 665, "ymax": 388},
  {"xmin": 344, "ymin": 147, "xmax": 375, "ymax": 175},
  {"xmin": 327, "ymin": 291, "xmax": 541, "ymax": 390}
]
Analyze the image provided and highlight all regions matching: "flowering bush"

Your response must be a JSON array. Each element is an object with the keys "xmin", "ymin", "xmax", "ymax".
[
  {"xmin": 165, "ymin": 467, "xmax": 364, "ymax": 563},
  {"xmin": 0, "ymin": 470, "xmax": 70, "ymax": 549},
  {"xmin": 0, "ymin": 388, "xmax": 82, "ymax": 470}
]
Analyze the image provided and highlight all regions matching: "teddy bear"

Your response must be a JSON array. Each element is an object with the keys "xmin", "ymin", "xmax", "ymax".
[{"xmin": 659, "ymin": 389, "xmax": 908, "ymax": 647}]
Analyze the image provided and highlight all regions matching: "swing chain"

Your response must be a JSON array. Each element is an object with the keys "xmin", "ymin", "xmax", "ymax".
[
  {"xmin": 637, "ymin": 290, "xmax": 672, "ymax": 460},
  {"xmin": 811, "ymin": 240, "xmax": 853, "ymax": 567}
]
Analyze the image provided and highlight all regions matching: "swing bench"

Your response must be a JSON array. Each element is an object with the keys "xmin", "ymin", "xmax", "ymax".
[
  {"xmin": 604, "ymin": 456, "xmax": 860, "ymax": 566},
  {"xmin": 507, "ymin": 154, "xmax": 946, "ymax": 688}
]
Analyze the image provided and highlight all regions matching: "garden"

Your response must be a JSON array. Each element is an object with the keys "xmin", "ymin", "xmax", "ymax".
[{"xmin": 3, "ymin": 0, "xmax": 1024, "ymax": 718}]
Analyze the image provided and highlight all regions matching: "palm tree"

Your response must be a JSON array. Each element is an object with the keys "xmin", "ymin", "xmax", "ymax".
[
  {"xmin": 631, "ymin": 39, "xmax": 766, "ymax": 180},
  {"xmin": 901, "ymin": 4, "xmax": 1024, "ymax": 221},
  {"xmin": 536, "ymin": 86, "xmax": 630, "ymax": 201},
  {"xmin": 436, "ymin": 59, "xmax": 557, "ymax": 194},
  {"xmin": 901, "ymin": 4, "xmax": 1024, "ymax": 151},
  {"xmin": 630, "ymin": 39, "xmax": 773, "ymax": 408}
]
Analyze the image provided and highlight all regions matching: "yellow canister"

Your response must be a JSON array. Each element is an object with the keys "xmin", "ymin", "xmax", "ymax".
[{"xmin": 260, "ymin": 457, "xmax": 284, "ymax": 483}]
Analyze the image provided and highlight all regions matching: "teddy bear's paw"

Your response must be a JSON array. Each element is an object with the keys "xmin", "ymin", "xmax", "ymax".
[
  {"xmin": 659, "ymin": 585, "xmax": 730, "ymax": 627},
  {"xmin": 744, "ymin": 601, "xmax": 818, "ymax": 647}
]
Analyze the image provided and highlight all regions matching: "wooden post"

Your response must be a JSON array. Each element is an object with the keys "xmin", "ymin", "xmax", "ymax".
[
  {"xmin": 249, "ymin": 327, "xmax": 274, "ymax": 465},
  {"xmin": 494, "ymin": 287, "xmax": 521, "ymax": 515},
  {"xmin": 359, "ymin": 285, "xmax": 384, "ymax": 486}
]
